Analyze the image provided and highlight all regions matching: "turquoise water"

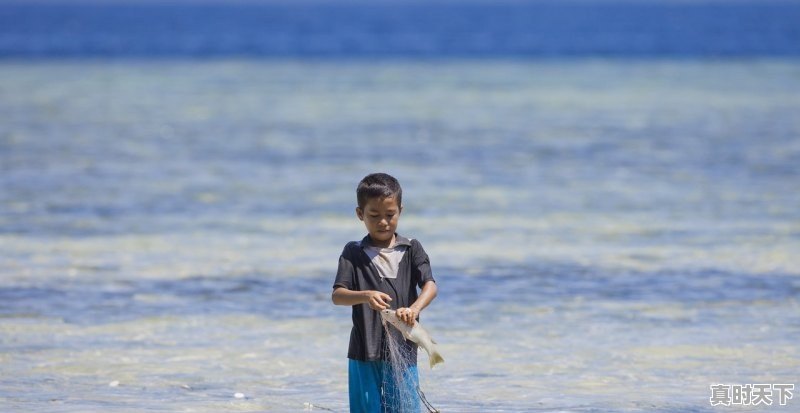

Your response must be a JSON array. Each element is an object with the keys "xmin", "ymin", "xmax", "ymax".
[{"xmin": 1, "ymin": 60, "xmax": 799, "ymax": 412}]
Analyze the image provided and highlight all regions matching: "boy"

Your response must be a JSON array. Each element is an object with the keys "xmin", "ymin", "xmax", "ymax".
[{"xmin": 332, "ymin": 173, "xmax": 438, "ymax": 413}]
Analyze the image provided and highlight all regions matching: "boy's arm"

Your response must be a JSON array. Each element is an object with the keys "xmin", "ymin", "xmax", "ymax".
[
  {"xmin": 333, "ymin": 244, "xmax": 392, "ymax": 310},
  {"xmin": 398, "ymin": 281, "xmax": 437, "ymax": 325},
  {"xmin": 332, "ymin": 287, "xmax": 392, "ymax": 310}
]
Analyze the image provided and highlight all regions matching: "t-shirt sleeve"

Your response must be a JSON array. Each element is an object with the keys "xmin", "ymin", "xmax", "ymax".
[
  {"xmin": 333, "ymin": 243, "xmax": 356, "ymax": 290},
  {"xmin": 411, "ymin": 239, "xmax": 435, "ymax": 288}
]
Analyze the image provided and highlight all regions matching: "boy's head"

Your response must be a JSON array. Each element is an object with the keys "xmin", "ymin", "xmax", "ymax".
[
  {"xmin": 356, "ymin": 173, "xmax": 403, "ymax": 247},
  {"xmin": 356, "ymin": 173, "xmax": 402, "ymax": 209}
]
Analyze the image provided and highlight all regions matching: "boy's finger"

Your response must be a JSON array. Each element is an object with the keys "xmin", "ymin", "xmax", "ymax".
[
  {"xmin": 397, "ymin": 308, "xmax": 411, "ymax": 323},
  {"xmin": 401, "ymin": 312, "xmax": 412, "ymax": 325}
]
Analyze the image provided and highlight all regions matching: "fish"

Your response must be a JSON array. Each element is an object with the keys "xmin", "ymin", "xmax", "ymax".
[{"xmin": 380, "ymin": 309, "xmax": 444, "ymax": 368}]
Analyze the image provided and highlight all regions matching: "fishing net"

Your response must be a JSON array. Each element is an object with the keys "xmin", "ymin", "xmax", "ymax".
[{"xmin": 380, "ymin": 322, "xmax": 439, "ymax": 413}]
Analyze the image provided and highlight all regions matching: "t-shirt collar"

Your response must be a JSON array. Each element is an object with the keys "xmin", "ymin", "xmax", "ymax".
[{"xmin": 361, "ymin": 233, "xmax": 412, "ymax": 249}]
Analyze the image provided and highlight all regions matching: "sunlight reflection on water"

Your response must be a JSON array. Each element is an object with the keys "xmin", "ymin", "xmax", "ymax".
[{"xmin": 1, "ymin": 60, "xmax": 799, "ymax": 412}]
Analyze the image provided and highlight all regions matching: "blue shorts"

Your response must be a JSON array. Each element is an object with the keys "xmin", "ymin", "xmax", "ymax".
[{"xmin": 348, "ymin": 359, "xmax": 421, "ymax": 413}]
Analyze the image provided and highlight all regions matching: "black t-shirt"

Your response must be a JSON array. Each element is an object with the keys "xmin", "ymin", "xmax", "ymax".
[{"xmin": 333, "ymin": 234, "xmax": 436, "ymax": 362}]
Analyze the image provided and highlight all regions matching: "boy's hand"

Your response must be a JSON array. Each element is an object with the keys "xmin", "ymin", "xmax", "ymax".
[
  {"xmin": 366, "ymin": 291, "xmax": 392, "ymax": 311},
  {"xmin": 396, "ymin": 307, "xmax": 418, "ymax": 326}
]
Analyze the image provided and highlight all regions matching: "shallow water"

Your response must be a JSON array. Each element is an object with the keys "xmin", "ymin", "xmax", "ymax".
[{"xmin": 1, "ymin": 59, "xmax": 799, "ymax": 412}]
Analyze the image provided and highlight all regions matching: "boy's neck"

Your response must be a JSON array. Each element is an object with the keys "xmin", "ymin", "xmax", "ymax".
[{"xmin": 369, "ymin": 233, "xmax": 395, "ymax": 248}]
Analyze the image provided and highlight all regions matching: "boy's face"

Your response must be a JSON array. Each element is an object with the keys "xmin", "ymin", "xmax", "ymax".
[{"xmin": 356, "ymin": 195, "xmax": 402, "ymax": 248}]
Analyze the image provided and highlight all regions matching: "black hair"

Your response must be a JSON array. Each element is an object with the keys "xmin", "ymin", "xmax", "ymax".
[{"xmin": 356, "ymin": 173, "xmax": 402, "ymax": 209}]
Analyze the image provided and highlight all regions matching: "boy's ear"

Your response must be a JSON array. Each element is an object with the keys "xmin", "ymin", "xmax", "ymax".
[{"xmin": 355, "ymin": 207, "xmax": 364, "ymax": 221}]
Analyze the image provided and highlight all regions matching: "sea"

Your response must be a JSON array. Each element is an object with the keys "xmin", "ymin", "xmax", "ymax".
[{"xmin": 1, "ymin": 1, "xmax": 799, "ymax": 412}]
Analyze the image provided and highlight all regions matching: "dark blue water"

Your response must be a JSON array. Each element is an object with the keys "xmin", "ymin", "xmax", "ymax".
[{"xmin": 1, "ymin": 1, "xmax": 800, "ymax": 58}]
